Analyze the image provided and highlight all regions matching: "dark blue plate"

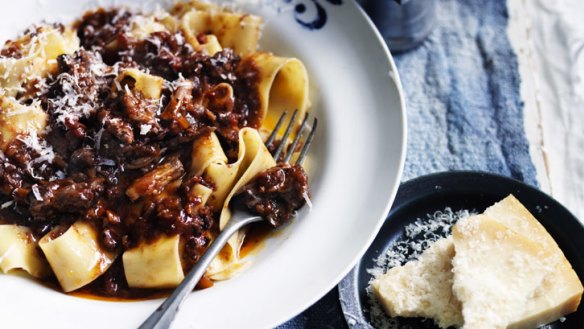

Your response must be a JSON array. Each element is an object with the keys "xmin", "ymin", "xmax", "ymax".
[{"xmin": 339, "ymin": 171, "xmax": 584, "ymax": 329}]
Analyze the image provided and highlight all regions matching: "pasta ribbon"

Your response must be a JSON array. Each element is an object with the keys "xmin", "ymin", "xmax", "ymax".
[
  {"xmin": 0, "ymin": 1, "xmax": 313, "ymax": 293},
  {"xmin": 199, "ymin": 35, "xmax": 223, "ymax": 56},
  {"xmin": 0, "ymin": 225, "xmax": 50, "ymax": 278},
  {"xmin": 0, "ymin": 97, "xmax": 47, "ymax": 150},
  {"xmin": 123, "ymin": 234, "xmax": 184, "ymax": 289},
  {"xmin": 121, "ymin": 181, "xmax": 213, "ymax": 289},
  {"xmin": 171, "ymin": 0, "xmax": 217, "ymax": 17},
  {"xmin": 245, "ymin": 53, "xmax": 310, "ymax": 133},
  {"xmin": 191, "ymin": 131, "xmax": 240, "ymax": 211},
  {"xmin": 115, "ymin": 68, "xmax": 164, "ymax": 99},
  {"xmin": 191, "ymin": 128, "xmax": 276, "ymax": 280},
  {"xmin": 190, "ymin": 131, "xmax": 228, "ymax": 178},
  {"xmin": 190, "ymin": 183, "xmax": 213, "ymax": 206},
  {"xmin": 179, "ymin": 8, "xmax": 262, "ymax": 55},
  {"xmin": 0, "ymin": 25, "xmax": 79, "ymax": 97},
  {"xmin": 38, "ymin": 221, "xmax": 117, "ymax": 292},
  {"xmin": 157, "ymin": 13, "xmax": 180, "ymax": 33},
  {"xmin": 128, "ymin": 15, "xmax": 168, "ymax": 40}
]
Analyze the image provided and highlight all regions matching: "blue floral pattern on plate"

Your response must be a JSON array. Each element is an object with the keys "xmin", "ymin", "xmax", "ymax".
[{"xmin": 278, "ymin": 0, "xmax": 343, "ymax": 30}]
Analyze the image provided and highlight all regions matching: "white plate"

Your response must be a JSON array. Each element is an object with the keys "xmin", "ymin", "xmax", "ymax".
[{"xmin": 0, "ymin": 1, "xmax": 406, "ymax": 328}]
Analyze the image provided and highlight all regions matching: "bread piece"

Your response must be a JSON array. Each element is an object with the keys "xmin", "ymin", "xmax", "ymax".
[
  {"xmin": 371, "ymin": 195, "xmax": 583, "ymax": 328},
  {"xmin": 452, "ymin": 214, "xmax": 559, "ymax": 329},
  {"xmin": 485, "ymin": 195, "xmax": 583, "ymax": 328},
  {"xmin": 371, "ymin": 237, "xmax": 463, "ymax": 328}
]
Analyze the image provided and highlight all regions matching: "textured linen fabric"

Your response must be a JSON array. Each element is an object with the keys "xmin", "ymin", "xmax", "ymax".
[
  {"xmin": 279, "ymin": 0, "xmax": 537, "ymax": 327},
  {"xmin": 397, "ymin": 0, "xmax": 537, "ymax": 185}
]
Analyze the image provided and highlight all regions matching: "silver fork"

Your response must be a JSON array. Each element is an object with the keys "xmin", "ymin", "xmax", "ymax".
[{"xmin": 138, "ymin": 110, "xmax": 317, "ymax": 329}]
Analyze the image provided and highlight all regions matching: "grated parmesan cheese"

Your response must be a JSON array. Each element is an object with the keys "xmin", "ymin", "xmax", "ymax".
[
  {"xmin": 366, "ymin": 207, "xmax": 474, "ymax": 329},
  {"xmin": 174, "ymin": 32, "xmax": 184, "ymax": 46},
  {"xmin": 47, "ymin": 51, "xmax": 113, "ymax": 127},
  {"xmin": 1, "ymin": 201, "xmax": 14, "ymax": 209},
  {"xmin": 17, "ymin": 130, "xmax": 55, "ymax": 164},
  {"xmin": 31, "ymin": 184, "xmax": 43, "ymax": 201},
  {"xmin": 15, "ymin": 129, "xmax": 56, "ymax": 179},
  {"xmin": 94, "ymin": 127, "xmax": 104, "ymax": 150},
  {"xmin": 169, "ymin": 73, "xmax": 194, "ymax": 91},
  {"xmin": 113, "ymin": 79, "xmax": 123, "ymax": 93},
  {"xmin": 140, "ymin": 124, "xmax": 152, "ymax": 135},
  {"xmin": 302, "ymin": 191, "xmax": 312, "ymax": 210},
  {"xmin": 98, "ymin": 158, "xmax": 116, "ymax": 167}
]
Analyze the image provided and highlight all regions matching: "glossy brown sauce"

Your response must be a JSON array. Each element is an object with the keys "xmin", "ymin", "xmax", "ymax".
[
  {"xmin": 1, "ymin": 6, "xmax": 309, "ymax": 300},
  {"xmin": 70, "ymin": 285, "xmax": 172, "ymax": 302},
  {"xmin": 67, "ymin": 225, "xmax": 270, "ymax": 301},
  {"xmin": 239, "ymin": 222, "xmax": 273, "ymax": 258},
  {"xmin": 239, "ymin": 164, "xmax": 309, "ymax": 227},
  {"xmin": 0, "ymin": 7, "xmax": 264, "ymax": 298}
]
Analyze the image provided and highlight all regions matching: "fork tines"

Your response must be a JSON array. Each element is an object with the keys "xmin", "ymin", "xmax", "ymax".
[{"xmin": 265, "ymin": 110, "xmax": 317, "ymax": 165}]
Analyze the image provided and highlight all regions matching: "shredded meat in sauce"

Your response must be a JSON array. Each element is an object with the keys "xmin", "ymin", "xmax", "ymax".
[
  {"xmin": 0, "ymin": 8, "xmax": 310, "ymax": 298},
  {"xmin": 239, "ymin": 164, "xmax": 309, "ymax": 227}
]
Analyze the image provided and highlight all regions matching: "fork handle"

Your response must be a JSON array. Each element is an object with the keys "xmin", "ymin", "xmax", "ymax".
[{"xmin": 138, "ymin": 214, "xmax": 263, "ymax": 329}]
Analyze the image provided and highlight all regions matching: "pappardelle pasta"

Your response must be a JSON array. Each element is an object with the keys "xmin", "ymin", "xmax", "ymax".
[{"xmin": 0, "ymin": 1, "xmax": 312, "ymax": 298}]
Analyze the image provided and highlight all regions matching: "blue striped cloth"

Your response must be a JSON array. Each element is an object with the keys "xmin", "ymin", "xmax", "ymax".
[{"xmin": 279, "ymin": 0, "xmax": 537, "ymax": 327}]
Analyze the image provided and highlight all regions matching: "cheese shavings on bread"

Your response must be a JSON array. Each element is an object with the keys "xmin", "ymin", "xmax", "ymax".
[
  {"xmin": 372, "ymin": 237, "xmax": 463, "ymax": 328},
  {"xmin": 370, "ymin": 195, "xmax": 583, "ymax": 329}
]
